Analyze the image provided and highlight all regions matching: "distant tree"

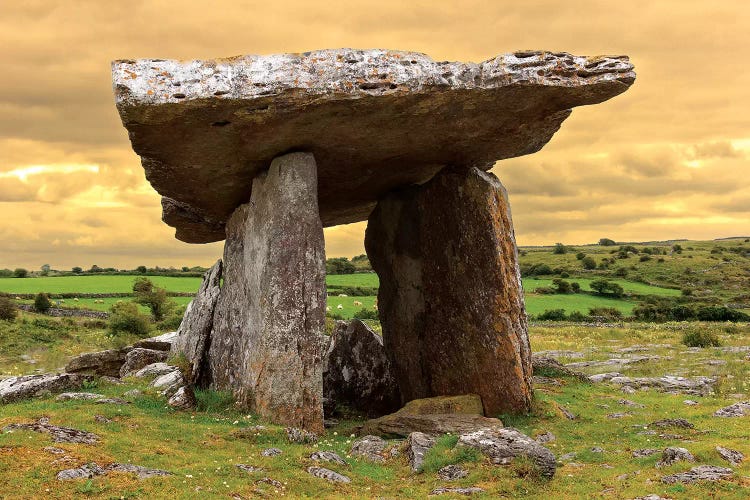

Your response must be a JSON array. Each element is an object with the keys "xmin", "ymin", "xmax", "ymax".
[
  {"xmin": 136, "ymin": 265, "xmax": 147, "ymax": 274},
  {"xmin": 0, "ymin": 269, "xmax": 12, "ymax": 277},
  {"xmin": 326, "ymin": 257, "xmax": 356, "ymax": 275},
  {"xmin": 88, "ymin": 265, "xmax": 103, "ymax": 273},
  {"xmin": 0, "ymin": 297, "xmax": 17, "ymax": 321},
  {"xmin": 553, "ymin": 243, "xmax": 568, "ymax": 255},
  {"xmin": 34, "ymin": 293, "xmax": 52, "ymax": 313},
  {"xmin": 13, "ymin": 268, "xmax": 28, "ymax": 278},
  {"xmin": 132, "ymin": 277, "xmax": 175, "ymax": 321},
  {"xmin": 107, "ymin": 301, "xmax": 151, "ymax": 337},
  {"xmin": 71, "ymin": 267, "xmax": 83, "ymax": 274},
  {"xmin": 181, "ymin": 266, "xmax": 190, "ymax": 272},
  {"xmin": 552, "ymin": 278, "xmax": 572, "ymax": 294},
  {"xmin": 581, "ymin": 256, "xmax": 597, "ymax": 270},
  {"xmin": 575, "ymin": 252, "xmax": 586, "ymax": 260},
  {"xmin": 590, "ymin": 279, "xmax": 624, "ymax": 298},
  {"xmin": 672, "ymin": 244, "xmax": 683, "ymax": 254},
  {"xmin": 537, "ymin": 309, "xmax": 567, "ymax": 321},
  {"xmin": 40, "ymin": 264, "xmax": 51, "ymax": 276},
  {"xmin": 599, "ymin": 238, "xmax": 616, "ymax": 246},
  {"xmin": 570, "ymin": 282, "xmax": 581, "ymax": 293}
]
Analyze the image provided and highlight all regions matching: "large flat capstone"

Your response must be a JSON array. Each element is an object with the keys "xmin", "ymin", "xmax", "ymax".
[{"xmin": 113, "ymin": 49, "xmax": 635, "ymax": 242}]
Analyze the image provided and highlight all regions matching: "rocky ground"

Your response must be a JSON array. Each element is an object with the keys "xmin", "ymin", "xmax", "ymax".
[{"xmin": 0, "ymin": 322, "xmax": 749, "ymax": 498}]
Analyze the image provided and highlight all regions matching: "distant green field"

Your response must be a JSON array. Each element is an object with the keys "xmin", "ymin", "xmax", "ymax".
[
  {"xmin": 325, "ymin": 273, "xmax": 379, "ymax": 288},
  {"xmin": 2, "ymin": 272, "xmax": 682, "ymax": 319},
  {"xmin": 521, "ymin": 277, "xmax": 680, "ymax": 297},
  {"xmin": 0, "ymin": 275, "xmax": 202, "ymax": 294},
  {"xmin": 524, "ymin": 294, "xmax": 634, "ymax": 316}
]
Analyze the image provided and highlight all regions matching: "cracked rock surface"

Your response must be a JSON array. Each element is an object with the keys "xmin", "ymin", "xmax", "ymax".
[{"xmin": 113, "ymin": 48, "xmax": 635, "ymax": 243}]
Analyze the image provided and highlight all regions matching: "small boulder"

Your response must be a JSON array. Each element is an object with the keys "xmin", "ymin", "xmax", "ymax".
[
  {"xmin": 55, "ymin": 392, "xmax": 104, "ymax": 402},
  {"xmin": 713, "ymin": 401, "xmax": 750, "ymax": 417},
  {"xmin": 132, "ymin": 362, "xmax": 178, "ymax": 379},
  {"xmin": 350, "ymin": 435, "xmax": 387, "ymax": 462},
  {"xmin": 106, "ymin": 463, "xmax": 172, "ymax": 479},
  {"xmin": 286, "ymin": 427, "xmax": 318, "ymax": 444},
  {"xmin": 65, "ymin": 348, "xmax": 129, "ymax": 378},
  {"xmin": 310, "ymin": 451, "xmax": 346, "ymax": 465},
  {"xmin": 261, "ymin": 448, "xmax": 282, "ymax": 457},
  {"xmin": 167, "ymin": 386, "xmax": 196, "ymax": 410},
  {"xmin": 535, "ymin": 431, "xmax": 556, "ymax": 443},
  {"xmin": 656, "ymin": 447, "xmax": 694, "ymax": 467},
  {"xmin": 150, "ymin": 370, "xmax": 185, "ymax": 397},
  {"xmin": 119, "ymin": 348, "xmax": 168, "ymax": 377},
  {"xmin": 716, "ymin": 446, "xmax": 744, "ymax": 465},
  {"xmin": 661, "ymin": 465, "xmax": 733, "ymax": 484},
  {"xmin": 457, "ymin": 427, "xmax": 556, "ymax": 479},
  {"xmin": 406, "ymin": 432, "xmax": 436, "ymax": 472},
  {"xmin": 56, "ymin": 463, "xmax": 106, "ymax": 480},
  {"xmin": 323, "ymin": 319, "xmax": 401, "ymax": 417},
  {"xmin": 0, "ymin": 373, "xmax": 93, "ymax": 403},
  {"xmin": 430, "ymin": 487, "xmax": 484, "ymax": 496},
  {"xmin": 437, "ymin": 464, "xmax": 468, "ymax": 480},
  {"xmin": 306, "ymin": 466, "xmax": 351, "ymax": 483},
  {"xmin": 361, "ymin": 394, "xmax": 502, "ymax": 437},
  {"xmin": 133, "ymin": 331, "xmax": 178, "ymax": 351},
  {"xmin": 648, "ymin": 418, "xmax": 694, "ymax": 429},
  {"xmin": 4, "ymin": 418, "xmax": 99, "ymax": 444}
]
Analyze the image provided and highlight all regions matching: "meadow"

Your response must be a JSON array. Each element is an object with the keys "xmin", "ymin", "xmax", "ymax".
[
  {"xmin": 1, "ymin": 313, "xmax": 749, "ymax": 498},
  {"xmin": 6, "ymin": 237, "xmax": 748, "ymax": 321}
]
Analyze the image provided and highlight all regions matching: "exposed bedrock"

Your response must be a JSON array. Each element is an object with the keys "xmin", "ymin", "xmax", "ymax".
[
  {"xmin": 208, "ymin": 152, "xmax": 326, "ymax": 433},
  {"xmin": 112, "ymin": 49, "xmax": 635, "ymax": 243},
  {"xmin": 365, "ymin": 166, "xmax": 532, "ymax": 414}
]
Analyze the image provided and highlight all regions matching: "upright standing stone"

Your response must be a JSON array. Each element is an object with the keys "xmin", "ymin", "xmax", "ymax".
[
  {"xmin": 365, "ymin": 166, "xmax": 531, "ymax": 414},
  {"xmin": 171, "ymin": 260, "xmax": 222, "ymax": 386},
  {"xmin": 209, "ymin": 152, "xmax": 326, "ymax": 433}
]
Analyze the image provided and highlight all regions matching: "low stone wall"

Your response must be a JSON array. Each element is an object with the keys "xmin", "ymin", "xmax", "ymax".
[{"xmin": 17, "ymin": 304, "xmax": 109, "ymax": 319}]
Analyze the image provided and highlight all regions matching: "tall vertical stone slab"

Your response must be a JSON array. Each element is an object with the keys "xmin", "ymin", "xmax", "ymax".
[
  {"xmin": 365, "ymin": 166, "xmax": 532, "ymax": 415},
  {"xmin": 209, "ymin": 152, "xmax": 326, "ymax": 433},
  {"xmin": 171, "ymin": 260, "xmax": 222, "ymax": 387}
]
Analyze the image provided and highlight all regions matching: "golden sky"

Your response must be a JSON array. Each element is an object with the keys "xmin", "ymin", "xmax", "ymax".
[{"xmin": 1, "ymin": 1, "xmax": 749, "ymax": 269}]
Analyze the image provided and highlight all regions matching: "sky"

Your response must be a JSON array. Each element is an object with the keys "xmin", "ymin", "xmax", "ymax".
[{"xmin": 1, "ymin": 1, "xmax": 749, "ymax": 270}]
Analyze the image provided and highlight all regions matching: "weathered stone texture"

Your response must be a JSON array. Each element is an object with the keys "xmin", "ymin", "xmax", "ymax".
[
  {"xmin": 208, "ymin": 152, "xmax": 326, "ymax": 433},
  {"xmin": 65, "ymin": 348, "xmax": 129, "ymax": 378},
  {"xmin": 119, "ymin": 348, "xmax": 168, "ymax": 378},
  {"xmin": 323, "ymin": 319, "xmax": 400, "ymax": 417},
  {"xmin": 171, "ymin": 260, "xmax": 222, "ymax": 385},
  {"xmin": 365, "ymin": 166, "xmax": 532, "ymax": 414},
  {"xmin": 361, "ymin": 395, "xmax": 503, "ymax": 437},
  {"xmin": 113, "ymin": 49, "xmax": 635, "ymax": 243},
  {"xmin": 0, "ymin": 374, "xmax": 93, "ymax": 403}
]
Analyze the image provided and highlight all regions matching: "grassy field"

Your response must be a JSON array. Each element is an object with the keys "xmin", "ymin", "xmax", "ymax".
[
  {"xmin": 2, "ymin": 237, "xmax": 748, "ymax": 320},
  {"xmin": 0, "ymin": 273, "xmax": 680, "ymax": 319},
  {"xmin": 1, "ymin": 314, "xmax": 749, "ymax": 498}
]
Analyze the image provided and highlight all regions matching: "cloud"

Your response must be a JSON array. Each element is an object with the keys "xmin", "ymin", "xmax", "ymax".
[{"xmin": 0, "ymin": 1, "xmax": 748, "ymax": 266}]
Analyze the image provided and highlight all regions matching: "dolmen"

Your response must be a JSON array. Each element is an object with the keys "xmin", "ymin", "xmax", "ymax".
[{"xmin": 112, "ymin": 48, "xmax": 635, "ymax": 432}]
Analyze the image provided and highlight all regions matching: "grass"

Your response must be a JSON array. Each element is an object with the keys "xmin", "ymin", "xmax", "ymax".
[
  {"xmin": 1, "ymin": 319, "xmax": 749, "ymax": 498},
  {"xmin": 1, "ymin": 312, "xmax": 750, "ymax": 498}
]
